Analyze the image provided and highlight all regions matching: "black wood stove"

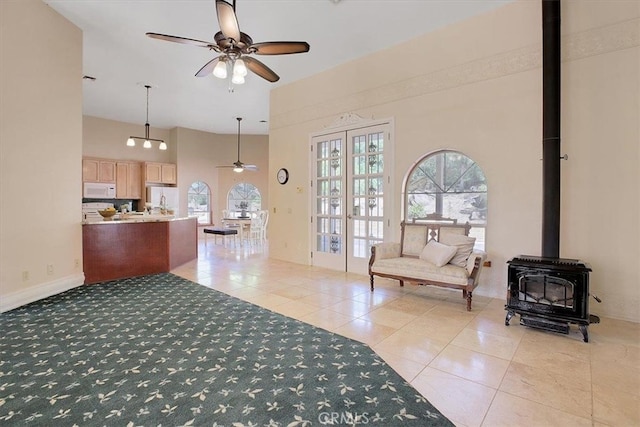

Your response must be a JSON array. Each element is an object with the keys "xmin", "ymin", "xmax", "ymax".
[
  {"xmin": 504, "ymin": 0, "xmax": 600, "ymax": 341},
  {"xmin": 505, "ymin": 256, "xmax": 599, "ymax": 342}
]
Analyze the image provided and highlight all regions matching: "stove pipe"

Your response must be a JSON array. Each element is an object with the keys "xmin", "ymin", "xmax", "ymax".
[{"xmin": 541, "ymin": 0, "xmax": 561, "ymax": 258}]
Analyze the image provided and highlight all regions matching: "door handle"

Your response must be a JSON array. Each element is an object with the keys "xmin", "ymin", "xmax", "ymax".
[{"xmin": 346, "ymin": 214, "xmax": 353, "ymax": 219}]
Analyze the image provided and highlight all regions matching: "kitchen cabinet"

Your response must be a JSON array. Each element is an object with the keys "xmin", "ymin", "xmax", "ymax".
[
  {"xmin": 145, "ymin": 162, "xmax": 177, "ymax": 185},
  {"xmin": 116, "ymin": 161, "xmax": 142, "ymax": 199},
  {"xmin": 83, "ymin": 158, "xmax": 116, "ymax": 183}
]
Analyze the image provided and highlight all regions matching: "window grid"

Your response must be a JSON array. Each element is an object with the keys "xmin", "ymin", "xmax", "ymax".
[
  {"xmin": 187, "ymin": 181, "xmax": 211, "ymax": 225},
  {"xmin": 405, "ymin": 150, "xmax": 487, "ymax": 250}
]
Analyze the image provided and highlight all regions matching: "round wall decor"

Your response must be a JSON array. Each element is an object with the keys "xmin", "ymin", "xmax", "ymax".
[{"xmin": 277, "ymin": 168, "xmax": 289, "ymax": 184}]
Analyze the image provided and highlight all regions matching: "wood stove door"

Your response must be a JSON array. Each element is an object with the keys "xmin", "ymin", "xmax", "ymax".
[{"xmin": 507, "ymin": 266, "xmax": 588, "ymax": 320}]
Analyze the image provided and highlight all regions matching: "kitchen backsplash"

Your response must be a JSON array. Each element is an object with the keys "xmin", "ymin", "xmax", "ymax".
[{"xmin": 81, "ymin": 198, "xmax": 139, "ymax": 212}]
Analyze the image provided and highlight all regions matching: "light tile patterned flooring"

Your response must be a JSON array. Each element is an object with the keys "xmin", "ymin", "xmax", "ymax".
[{"xmin": 172, "ymin": 237, "xmax": 640, "ymax": 426}]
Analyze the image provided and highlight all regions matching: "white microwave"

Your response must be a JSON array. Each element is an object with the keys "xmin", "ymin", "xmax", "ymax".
[{"xmin": 83, "ymin": 182, "xmax": 116, "ymax": 198}]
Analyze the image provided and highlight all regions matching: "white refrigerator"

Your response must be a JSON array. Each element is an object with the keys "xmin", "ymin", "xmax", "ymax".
[{"xmin": 147, "ymin": 186, "xmax": 179, "ymax": 216}]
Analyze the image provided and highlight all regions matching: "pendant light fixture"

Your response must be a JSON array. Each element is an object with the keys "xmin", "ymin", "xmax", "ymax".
[{"xmin": 126, "ymin": 85, "xmax": 166, "ymax": 150}]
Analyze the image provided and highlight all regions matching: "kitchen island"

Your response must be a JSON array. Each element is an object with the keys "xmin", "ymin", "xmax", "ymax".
[{"xmin": 82, "ymin": 216, "xmax": 197, "ymax": 284}]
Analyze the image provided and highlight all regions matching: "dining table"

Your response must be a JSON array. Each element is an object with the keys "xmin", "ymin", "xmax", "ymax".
[{"xmin": 222, "ymin": 217, "xmax": 252, "ymax": 244}]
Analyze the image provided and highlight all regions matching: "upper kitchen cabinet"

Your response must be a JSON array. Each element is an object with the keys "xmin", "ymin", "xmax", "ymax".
[
  {"xmin": 83, "ymin": 158, "xmax": 116, "ymax": 183},
  {"xmin": 145, "ymin": 162, "xmax": 177, "ymax": 185},
  {"xmin": 116, "ymin": 161, "xmax": 142, "ymax": 199}
]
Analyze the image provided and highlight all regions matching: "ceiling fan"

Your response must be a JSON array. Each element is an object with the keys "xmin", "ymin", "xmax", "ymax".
[
  {"xmin": 217, "ymin": 117, "xmax": 258, "ymax": 173},
  {"xmin": 146, "ymin": 0, "xmax": 310, "ymax": 84}
]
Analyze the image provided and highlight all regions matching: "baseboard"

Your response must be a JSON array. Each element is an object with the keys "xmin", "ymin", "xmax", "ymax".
[{"xmin": 0, "ymin": 273, "xmax": 85, "ymax": 313}]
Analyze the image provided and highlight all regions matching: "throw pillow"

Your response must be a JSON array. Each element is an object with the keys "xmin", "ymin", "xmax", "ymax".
[
  {"xmin": 419, "ymin": 240, "xmax": 457, "ymax": 267},
  {"xmin": 439, "ymin": 233, "xmax": 476, "ymax": 267}
]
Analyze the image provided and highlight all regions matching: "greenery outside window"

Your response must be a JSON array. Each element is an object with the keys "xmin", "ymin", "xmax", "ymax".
[
  {"xmin": 228, "ymin": 183, "xmax": 261, "ymax": 214},
  {"xmin": 405, "ymin": 150, "xmax": 487, "ymax": 249},
  {"xmin": 187, "ymin": 181, "xmax": 211, "ymax": 225}
]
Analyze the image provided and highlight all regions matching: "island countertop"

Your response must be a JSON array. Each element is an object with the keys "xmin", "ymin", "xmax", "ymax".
[
  {"xmin": 82, "ymin": 216, "xmax": 197, "ymax": 284},
  {"xmin": 82, "ymin": 214, "xmax": 185, "ymax": 224}
]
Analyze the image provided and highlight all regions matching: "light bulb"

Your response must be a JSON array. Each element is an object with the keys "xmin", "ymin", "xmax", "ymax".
[
  {"xmin": 233, "ymin": 166, "xmax": 244, "ymax": 173},
  {"xmin": 233, "ymin": 58, "xmax": 247, "ymax": 77},
  {"xmin": 213, "ymin": 60, "xmax": 227, "ymax": 79},
  {"xmin": 126, "ymin": 137, "xmax": 136, "ymax": 147},
  {"xmin": 231, "ymin": 74, "xmax": 245, "ymax": 85},
  {"xmin": 158, "ymin": 141, "xmax": 167, "ymax": 150},
  {"xmin": 143, "ymin": 140, "xmax": 152, "ymax": 149}
]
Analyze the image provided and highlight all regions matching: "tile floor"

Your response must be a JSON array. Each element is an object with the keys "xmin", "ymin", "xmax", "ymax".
[{"xmin": 172, "ymin": 237, "xmax": 640, "ymax": 426}]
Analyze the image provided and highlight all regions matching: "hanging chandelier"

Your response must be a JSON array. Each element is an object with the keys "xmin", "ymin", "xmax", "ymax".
[{"xmin": 126, "ymin": 85, "xmax": 167, "ymax": 150}]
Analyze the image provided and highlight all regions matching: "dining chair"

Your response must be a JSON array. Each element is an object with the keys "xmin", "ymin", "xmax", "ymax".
[
  {"xmin": 260, "ymin": 210, "xmax": 269, "ymax": 241},
  {"xmin": 248, "ymin": 216, "xmax": 263, "ymax": 244}
]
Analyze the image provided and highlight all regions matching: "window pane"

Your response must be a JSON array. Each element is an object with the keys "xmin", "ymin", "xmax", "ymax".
[
  {"xmin": 228, "ymin": 183, "xmax": 261, "ymax": 213},
  {"xmin": 405, "ymin": 151, "xmax": 487, "ymax": 250},
  {"xmin": 188, "ymin": 180, "xmax": 211, "ymax": 225}
]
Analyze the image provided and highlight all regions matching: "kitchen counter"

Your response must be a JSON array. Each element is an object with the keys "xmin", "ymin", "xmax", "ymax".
[
  {"xmin": 82, "ymin": 214, "xmax": 177, "ymax": 224},
  {"xmin": 82, "ymin": 216, "xmax": 197, "ymax": 284}
]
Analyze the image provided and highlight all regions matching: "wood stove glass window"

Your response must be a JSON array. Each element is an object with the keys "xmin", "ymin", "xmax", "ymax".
[
  {"xmin": 404, "ymin": 150, "xmax": 487, "ymax": 249},
  {"xmin": 518, "ymin": 273, "xmax": 574, "ymax": 309}
]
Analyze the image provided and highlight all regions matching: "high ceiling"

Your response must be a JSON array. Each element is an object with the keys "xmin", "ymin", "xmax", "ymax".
[{"xmin": 45, "ymin": 0, "xmax": 512, "ymax": 135}]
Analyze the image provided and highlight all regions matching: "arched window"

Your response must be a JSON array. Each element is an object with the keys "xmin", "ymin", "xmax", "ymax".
[
  {"xmin": 404, "ymin": 150, "xmax": 487, "ymax": 249},
  {"xmin": 228, "ymin": 183, "xmax": 261, "ymax": 215},
  {"xmin": 187, "ymin": 181, "xmax": 212, "ymax": 225}
]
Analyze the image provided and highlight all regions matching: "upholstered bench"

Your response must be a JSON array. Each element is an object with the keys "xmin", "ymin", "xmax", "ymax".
[
  {"xmin": 369, "ymin": 220, "xmax": 486, "ymax": 311},
  {"xmin": 203, "ymin": 227, "xmax": 238, "ymax": 246}
]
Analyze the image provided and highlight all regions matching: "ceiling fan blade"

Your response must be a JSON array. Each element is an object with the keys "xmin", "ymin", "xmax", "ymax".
[
  {"xmin": 216, "ymin": 0, "xmax": 241, "ymax": 42},
  {"xmin": 243, "ymin": 164, "xmax": 259, "ymax": 171},
  {"xmin": 243, "ymin": 56, "xmax": 279, "ymax": 82},
  {"xmin": 146, "ymin": 32, "xmax": 215, "ymax": 48},
  {"xmin": 252, "ymin": 41, "xmax": 310, "ymax": 55},
  {"xmin": 195, "ymin": 56, "xmax": 222, "ymax": 77}
]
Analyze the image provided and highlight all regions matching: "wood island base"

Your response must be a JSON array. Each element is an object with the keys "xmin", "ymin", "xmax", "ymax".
[{"xmin": 82, "ymin": 217, "xmax": 197, "ymax": 284}]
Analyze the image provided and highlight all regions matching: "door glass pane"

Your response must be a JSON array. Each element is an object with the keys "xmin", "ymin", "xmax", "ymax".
[
  {"xmin": 349, "ymin": 131, "xmax": 385, "ymax": 259},
  {"xmin": 316, "ymin": 136, "xmax": 343, "ymax": 255}
]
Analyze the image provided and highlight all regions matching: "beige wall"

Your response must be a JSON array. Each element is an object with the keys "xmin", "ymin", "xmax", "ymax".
[
  {"xmin": 269, "ymin": 0, "xmax": 640, "ymax": 322},
  {"xmin": 1, "ymin": 0, "xmax": 84, "ymax": 310},
  {"xmin": 83, "ymin": 116, "xmax": 176, "ymax": 163}
]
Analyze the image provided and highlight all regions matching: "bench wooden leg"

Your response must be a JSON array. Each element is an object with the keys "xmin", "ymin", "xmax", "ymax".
[
  {"xmin": 466, "ymin": 291, "xmax": 472, "ymax": 311},
  {"xmin": 370, "ymin": 275, "xmax": 374, "ymax": 292}
]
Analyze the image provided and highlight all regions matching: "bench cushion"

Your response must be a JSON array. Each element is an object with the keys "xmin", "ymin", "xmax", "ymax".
[
  {"xmin": 203, "ymin": 228, "xmax": 238, "ymax": 236},
  {"xmin": 371, "ymin": 257, "xmax": 469, "ymax": 286}
]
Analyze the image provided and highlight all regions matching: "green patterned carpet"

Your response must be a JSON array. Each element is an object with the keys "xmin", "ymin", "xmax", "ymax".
[{"xmin": 0, "ymin": 273, "xmax": 453, "ymax": 426}]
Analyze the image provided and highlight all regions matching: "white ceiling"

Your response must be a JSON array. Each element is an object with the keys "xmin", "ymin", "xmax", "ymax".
[{"xmin": 45, "ymin": 0, "xmax": 512, "ymax": 135}]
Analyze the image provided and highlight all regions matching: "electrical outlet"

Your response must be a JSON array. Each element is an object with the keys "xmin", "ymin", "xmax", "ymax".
[
  {"xmin": 22, "ymin": 271, "xmax": 29, "ymax": 281},
  {"xmin": 47, "ymin": 264, "xmax": 54, "ymax": 275}
]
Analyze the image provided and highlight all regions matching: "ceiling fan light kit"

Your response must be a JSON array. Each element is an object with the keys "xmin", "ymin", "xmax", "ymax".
[
  {"xmin": 213, "ymin": 58, "xmax": 228, "ymax": 78},
  {"xmin": 147, "ymin": 0, "xmax": 310, "ymax": 91},
  {"xmin": 127, "ymin": 85, "xmax": 166, "ymax": 150}
]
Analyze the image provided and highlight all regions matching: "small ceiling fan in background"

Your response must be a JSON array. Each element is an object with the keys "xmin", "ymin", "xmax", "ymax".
[
  {"xmin": 217, "ymin": 117, "xmax": 258, "ymax": 173},
  {"xmin": 147, "ymin": 0, "xmax": 310, "ymax": 85}
]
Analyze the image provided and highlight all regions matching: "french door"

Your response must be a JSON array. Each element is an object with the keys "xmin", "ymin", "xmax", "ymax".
[{"xmin": 311, "ymin": 123, "xmax": 390, "ymax": 273}]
